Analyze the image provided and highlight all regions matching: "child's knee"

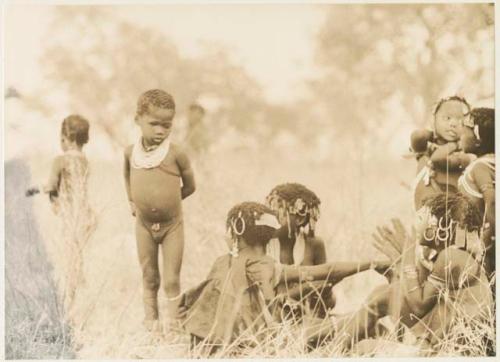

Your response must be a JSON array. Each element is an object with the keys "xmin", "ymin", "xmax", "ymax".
[{"xmin": 163, "ymin": 275, "xmax": 181, "ymax": 294}]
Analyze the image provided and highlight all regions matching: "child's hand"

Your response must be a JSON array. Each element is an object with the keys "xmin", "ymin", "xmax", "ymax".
[
  {"xmin": 129, "ymin": 201, "xmax": 137, "ymax": 217},
  {"xmin": 371, "ymin": 260, "xmax": 394, "ymax": 277},
  {"xmin": 427, "ymin": 142, "xmax": 438, "ymax": 153},
  {"xmin": 25, "ymin": 186, "xmax": 40, "ymax": 197}
]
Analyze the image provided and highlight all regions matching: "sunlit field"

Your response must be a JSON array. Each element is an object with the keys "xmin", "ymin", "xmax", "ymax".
[{"xmin": 5, "ymin": 139, "xmax": 495, "ymax": 358}]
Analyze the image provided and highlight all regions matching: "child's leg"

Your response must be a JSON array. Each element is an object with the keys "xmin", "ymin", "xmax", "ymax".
[
  {"xmin": 307, "ymin": 284, "xmax": 391, "ymax": 349},
  {"xmin": 160, "ymin": 218, "xmax": 184, "ymax": 317},
  {"xmin": 136, "ymin": 219, "xmax": 161, "ymax": 322}
]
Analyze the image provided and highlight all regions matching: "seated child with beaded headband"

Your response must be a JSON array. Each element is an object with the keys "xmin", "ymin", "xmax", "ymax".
[
  {"xmin": 179, "ymin": 202, "xmax": 282, "ymax": 353},
  {"xmin": 410, "ymin": 96, "xmax": 474, "ymax": 210},
  {"xmin": 458, "ymin": 107, "xmax": 495, "ymax": 278},
  {"xmin": 262, "ymin": 183, "xmax": 391, "ymax": 319},
  {"xmin": 123, "ymin": 89, "xmax": 196, "ymax": 332},
  {"xmin": 305, "ymin": 193, "xmax": 492, "ymax": 355}
]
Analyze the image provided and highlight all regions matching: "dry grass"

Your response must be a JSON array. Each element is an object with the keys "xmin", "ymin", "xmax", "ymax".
[{"xmin": 5, "ymin": 141, "xmax": 495, "ymax": 358}]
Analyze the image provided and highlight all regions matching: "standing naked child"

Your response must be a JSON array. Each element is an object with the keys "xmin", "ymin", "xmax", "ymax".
[
  {"xmin": 124, "ymin": 89, "xmax": 196, "ymax": 331},
  {"xmin": 26, "ymin": 114, "xmax": 95, "ymax": 309},
  {"xmin": 459, "ymin": 107, "xmax": 495, "ymax": 279},
  {"xmin": 411, "ymin": 96, "xmax": 473, "ymax": 210}
]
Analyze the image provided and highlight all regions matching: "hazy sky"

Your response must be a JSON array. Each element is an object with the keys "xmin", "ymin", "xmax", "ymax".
[{"xmin": 5, "ymin": 3, "xmax": 326, "ymax": 104}]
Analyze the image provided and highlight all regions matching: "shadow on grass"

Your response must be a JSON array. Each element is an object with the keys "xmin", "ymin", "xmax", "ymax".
[{"xmin": 5, "ymin": 159, "xmax": 75, "ymax": 359}]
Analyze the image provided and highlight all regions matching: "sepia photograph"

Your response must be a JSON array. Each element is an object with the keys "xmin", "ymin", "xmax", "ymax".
[{"xmin": 3, "ymin": 1, "xmax": 496, "ymax": 359}]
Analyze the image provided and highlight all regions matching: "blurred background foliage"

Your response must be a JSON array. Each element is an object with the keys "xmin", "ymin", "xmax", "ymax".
[{"xmin": 7, "ymin": 4, "xmax": 494, "ymax": 158}]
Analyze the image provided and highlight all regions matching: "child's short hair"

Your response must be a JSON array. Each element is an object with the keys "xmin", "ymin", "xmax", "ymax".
[
  {"xmin": 136, "ymin": 89, "xmax": 176, "ymax": 117},
  {"xmin": 226, "ymin": 202, "xmax": 276, "ymax": 247},
  {"xmin": 189, "ymin": 103, "xmax": 205, "ymax": 114},
  {"xmin": 61, "ymin": 114, "xmax": 90, "ymax": 146},
  {"xmin": 433, "ymin": 95, "xmax": 470, "ymax": 116},
  {"xmin": 470, "ymin": 107, "xmax": 495, "ymax": 155},
  {"xmin": 423, "ymin": 193, "xmax": 481, "ymax": 232}
]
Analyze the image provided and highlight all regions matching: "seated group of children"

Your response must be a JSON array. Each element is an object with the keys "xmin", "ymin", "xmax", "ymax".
[{"xmin": 27, "ymin": 90, "xmax": 495, "ymax": 356}]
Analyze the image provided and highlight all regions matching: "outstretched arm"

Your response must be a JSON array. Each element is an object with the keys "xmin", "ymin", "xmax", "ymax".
[
  {"xmin": 176, "ymin": 148, "xmax": 196, "ymax": 199},
  {"xmin": 281, "ymin": 260, "xmax": 391, "ymax": 285},
  {"xmin": 246, "ymin": 258, "xmax": 392, "ymax": 292}
]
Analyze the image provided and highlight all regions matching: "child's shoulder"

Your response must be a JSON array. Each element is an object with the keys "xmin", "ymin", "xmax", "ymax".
[
  {"xmin": 169, "ymin": 142, "xmax": 188, "ymax": 156},
  {"xmin": 467, "ymin": 155, "xmax": 495, "ymax": 176}
]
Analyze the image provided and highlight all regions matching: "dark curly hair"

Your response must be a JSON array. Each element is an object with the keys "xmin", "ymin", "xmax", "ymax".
[
  {"xmin": 266, "ymin": 183, "xmax": 321, "ymax": 209},
  {"xmin": 433, "ymin": 95, "xmax": 470, "ymax": 117},
  {"xmin": 136, "ymin": 89, "xmax": 175, "ymax": 118},
  {"xmin": 470, "ymin": 107, "xmax": 495, "ymax": 156},
  {"xmin": 226, "ymin": 202, "xmax": 277, "ymax": 247},
  {"xmin": 61, "ymin": 114, "xmax": 89, "ymax": 146},
  {"xmin": 423, "ymin": 193, "xmax": 482, "ymax": 233}
]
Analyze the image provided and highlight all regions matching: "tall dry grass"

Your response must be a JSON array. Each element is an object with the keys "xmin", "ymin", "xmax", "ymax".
[{"xmin": 5, "ymin": 140, "xmax": 495, "ymax": 358}]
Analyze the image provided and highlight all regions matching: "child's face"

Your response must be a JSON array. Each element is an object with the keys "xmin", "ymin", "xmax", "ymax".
[
  {"xmin": 459, "ymin": 126, "xmax": 479, "ymax": 153},
  {"xmin": 434, "ymin": 100, "xmax": 466, "ymax": 141},
  {"xmin": 136, "ymin": 105, "xmax": 175, "ymax": 146}
]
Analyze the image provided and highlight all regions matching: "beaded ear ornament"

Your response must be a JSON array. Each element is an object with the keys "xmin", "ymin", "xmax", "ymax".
[
  {"xmin": 228, "ymin": 211, "xmax": 246, "ymax": 257},
  {"xmin": 227, "ymin": 211, "xmax": 281, "ymax": 258},
  {"xmin": 423, "ymin": 215, "xmax": 455, "ymax": 247}
]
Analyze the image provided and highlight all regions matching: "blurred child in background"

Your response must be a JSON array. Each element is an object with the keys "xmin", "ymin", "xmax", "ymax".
[
  {"xmin": 26, "ymin": 114, "xmax": 95, "ymax": 309},
  {"xmin": 184, "ymin": 103, "xmax": 210, "ymax": 156},
  {"xmin": 410, "ymin": 96, "xmax": 474, "ymax": 210},
  {"xmin": 123, "ymin": 89, "xmax": 196, "ymax": 331},
  {"xmin": 459, "ymin": 107, "xmax": 495, "ymax": 279}
]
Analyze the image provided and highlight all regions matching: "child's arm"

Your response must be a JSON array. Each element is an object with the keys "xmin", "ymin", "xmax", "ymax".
[
  {"xmin": 472, "ymin": 164, "xmax": 495, "ymax": 253},
  {"xmin": 410, "ymin": 129, "xmax": 434, "ymax": 156},
  {"xmin": 246, "ymin": 258, "xmax": 391, "ymax": 288},
  {"xmin": 175, "ymin": 147, "xmax": 196, "ymax": 199},
  {"xmin": 430, "ymin": 142, "xmax": 473, "ymax": 171},
  {"xmin": 281, "ymin": 260, "xmax": 391, "ymax": 285},
  {"xmin": 26, "ymin": 156, "xmax": 63, "ymax": 198},
  {"xmin": 123, "ymin": 147, "xmax": 136, "ymax": 216}
]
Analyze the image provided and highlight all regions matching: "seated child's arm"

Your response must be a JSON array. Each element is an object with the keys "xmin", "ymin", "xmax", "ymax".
[
  {"xmin": 430, "ymin": 142, "xmax": 473, "ymax": 171},
  {"xmin": 246, "ymin": 258, "xmax": 391, "ymax": 288},
  {"xmin": 472, "ymin": 163, "xmax": 495, "ymax": 251},
  {"xmin": 123, "ymin": 147, "xmax": 136, "ymax": 216},
  {"xmin": 175, "ymin": 147, "xmax": 196, "ymax": 199},
  {"xmin": 282, "ymin": 260, "xmax": 391, "ymax": 285},
  {"xmin": 410, "ymin": 129, "xmax": 434, "ymax": 157}
]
